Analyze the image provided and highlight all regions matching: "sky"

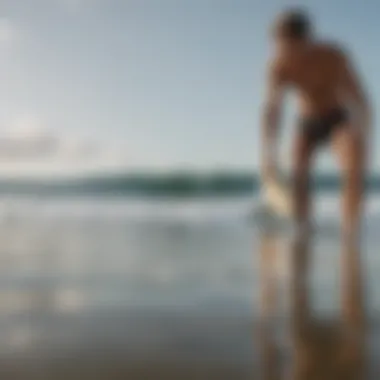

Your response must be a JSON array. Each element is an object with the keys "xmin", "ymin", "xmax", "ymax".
[{"xmin": 0, "ymin": 0, "xmax": 379, "ymax": 177}]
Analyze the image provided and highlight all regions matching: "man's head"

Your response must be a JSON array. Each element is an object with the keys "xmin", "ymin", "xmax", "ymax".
[{"xmin": 272, "ymin": 9, "xmax": 313, "ymax": 54}]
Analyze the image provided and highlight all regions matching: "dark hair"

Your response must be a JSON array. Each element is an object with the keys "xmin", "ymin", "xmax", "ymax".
[{"xmin": 275, "ymin": 9, "xmax": 312, "ymax": 40}]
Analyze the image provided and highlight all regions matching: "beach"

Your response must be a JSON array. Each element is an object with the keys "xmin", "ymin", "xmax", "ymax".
[{"xmin": 0, "ymin": 194, "xmax": 377, "ymax": 378}]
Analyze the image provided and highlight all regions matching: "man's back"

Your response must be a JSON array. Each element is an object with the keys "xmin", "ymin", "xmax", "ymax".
[{"xmin": 273, "ymin": 42, "xmax": 348, "ymax": 115}]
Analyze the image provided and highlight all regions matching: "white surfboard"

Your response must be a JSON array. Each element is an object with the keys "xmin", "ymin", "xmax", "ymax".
[
  {"xmin": 249, "ymin": 169, "xmax": 293, "ymax": 232},
  {"xmin": 261, "ymin": 171, "xmax": 292, "ymax": 219},
  {"xmin": 255, "ymin": 172, "xmax": 339, "ymax": 238}
]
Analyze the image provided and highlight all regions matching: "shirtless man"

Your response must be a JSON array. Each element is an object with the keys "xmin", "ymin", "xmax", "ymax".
[{"xmin": 261, "ymin": 9, "xmax": 371, "ymax": 247}]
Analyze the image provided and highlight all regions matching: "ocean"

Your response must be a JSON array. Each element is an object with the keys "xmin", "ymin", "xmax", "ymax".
[{"xmin": 0, "ymin": 177, "xmax": 378, "ymax": 378}]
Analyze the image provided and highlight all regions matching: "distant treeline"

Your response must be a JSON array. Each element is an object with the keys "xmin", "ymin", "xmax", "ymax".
[{"xmin": 0, "ymin": 172, "xmax": 378, "ymax": 197}]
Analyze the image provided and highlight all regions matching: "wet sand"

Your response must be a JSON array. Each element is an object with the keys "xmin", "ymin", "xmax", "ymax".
[
  {"xmin": 0, "ymin": 305, "xmax": 377, "ymax": 379},
  {"xmin": 0, "ymin": 196, "xmax": 377, "ymax": 379},
  {"xmin": 0, "ymin": 308, "xmax": 255, "ymax": 380}
]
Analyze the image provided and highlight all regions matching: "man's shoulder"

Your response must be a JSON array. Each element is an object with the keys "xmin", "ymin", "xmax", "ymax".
[{"xmin": 313, "ymin": 40, "xmax": 348, "ymax": 61}]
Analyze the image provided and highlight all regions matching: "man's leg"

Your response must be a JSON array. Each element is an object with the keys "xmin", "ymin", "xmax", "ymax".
[
  {"xmin": 292, "ymin": 134, "xmax": 315, "ymax": 235},
  {"xmin": 332, "ymin": 126, "xmax": 367, "ymax": 326},
  {"xmin": 332, "ymin": 126, "xmax": 368, "ymax": 377},
  {"xmin": 332, "ymin": 127, "xmax": 366, "ymax": 247},
  {"xmin": 290, "ymin": 134, "xmax": 315, "ymax": 326}
]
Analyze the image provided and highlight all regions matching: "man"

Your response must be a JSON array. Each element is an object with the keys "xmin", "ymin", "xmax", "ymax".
[{"xmin": 261, "ymin": 9, "xmax": 371, "ymax": 247}]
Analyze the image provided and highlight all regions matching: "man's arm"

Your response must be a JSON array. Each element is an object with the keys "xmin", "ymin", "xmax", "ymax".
[
  {"xmin": 339, "ymin": 50, "xmax": 372, "ymax": 137},
  {"xmin": 261, "ymin": 60, "xmax": 286, "ymax": 180}
]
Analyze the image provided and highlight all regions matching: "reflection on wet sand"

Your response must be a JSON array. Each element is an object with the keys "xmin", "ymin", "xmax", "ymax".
[
  {"xmin": 259, "ymin": 231, "xmax": 368, "ymax": 379},
  {"xmin": 0, "ymin": 216, "xmax": 256, "ymax": 380}
]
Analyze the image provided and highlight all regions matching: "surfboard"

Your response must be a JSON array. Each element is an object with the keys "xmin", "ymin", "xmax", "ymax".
[
  {"xmin": 249, "ymin": 170, "xmax": 293, "ymax": 233},
  {"xmin": 261, "ymin": 171, "xmax": 292, "ymax": 219},
  {"xmin": 253, "ymin": 172, "xmax": 340, "ymax": 238}
]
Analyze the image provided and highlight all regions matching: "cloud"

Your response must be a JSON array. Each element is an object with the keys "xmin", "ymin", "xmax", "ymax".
[
  {"xmin": 0, "ymin": 116, "xmax": 57, "ymax": 160},
  {"xmin": 0, "ymin": 115, "xmax": 130, "ymax": 177},
  {"xmin": 0, "ymin": 115, "xmax": 101, "ymax": 163}
]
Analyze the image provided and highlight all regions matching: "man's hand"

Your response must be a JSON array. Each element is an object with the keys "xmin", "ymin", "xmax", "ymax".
[{"xmin": 262, "ymin": 145, "xmax": 278, "ymax": 182}]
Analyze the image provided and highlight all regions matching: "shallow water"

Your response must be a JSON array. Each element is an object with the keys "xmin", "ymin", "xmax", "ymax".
[{"xmin": 0, "ymin": 194, "xmax": 377, "ymax": 378}]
